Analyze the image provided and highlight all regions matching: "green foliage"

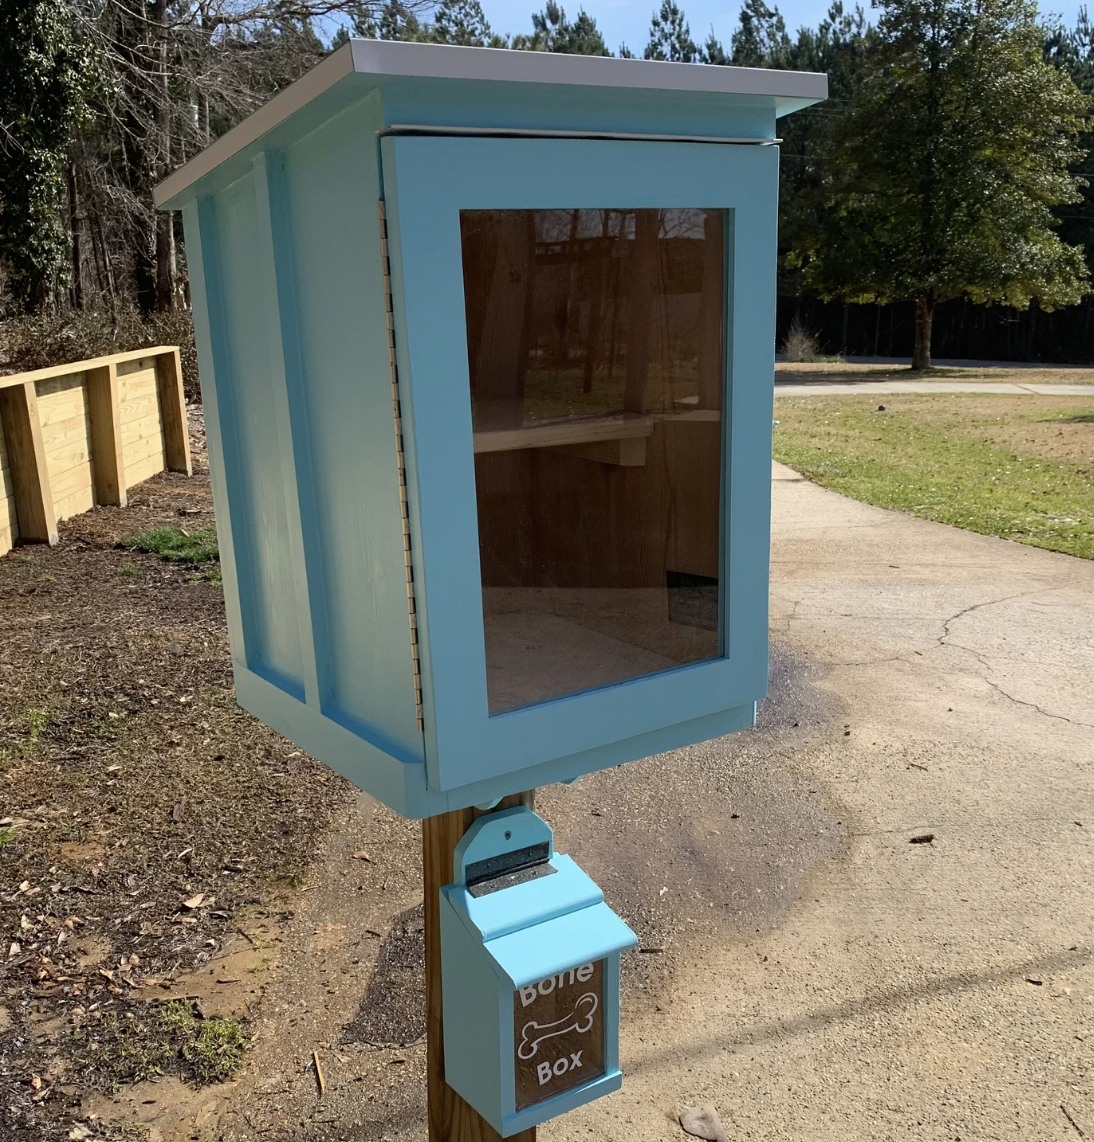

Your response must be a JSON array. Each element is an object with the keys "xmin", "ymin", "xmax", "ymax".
[
  {"xmin": 0, "ymin": 0, "xmax": 92, "ymax": 310},
  {"xmin": 1044, "ymin": 8, "xmax": 1094, "ymax": 272},
  {"xmin": 789, "ymin": 0, "xmax": 1091, "ymax": 364},
  {"xmin": 3, "ymin": 303, "xmax": 200, "ymax": 399},
  {"xmin": 513, "ymin": 1, "xmax": 609, "ymax": 53},
  {"xmin": 730, "ymin": 0, "xmax": 791, "ymax": 66},
  {"xmin": 644, "ymin": 0, "xmax": 698, "ymax": 61},
  {"xmin": 774, "ymin": 396, "xmax": 1094, "ymax": 559},
  {"xmin": 353, "ymin": 0, "xmax": 507, "ymax": 46}
]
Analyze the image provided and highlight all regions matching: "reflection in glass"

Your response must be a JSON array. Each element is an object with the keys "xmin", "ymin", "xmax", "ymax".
[{"xmin": 461, "ymin": 208, "xmax": 726, "ymax": 715}]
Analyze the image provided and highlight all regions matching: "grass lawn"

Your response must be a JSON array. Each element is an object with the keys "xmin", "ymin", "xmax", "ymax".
[
  {"xmin": 773, "ymin": 394, "xmax": 1094, "ymax": 560},
  {"xmin": 776, "ymin": 361, "xmax": 1094, "ymax": 384}
]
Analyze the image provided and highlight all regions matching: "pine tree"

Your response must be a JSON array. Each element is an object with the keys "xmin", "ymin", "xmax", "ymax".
[
  {"xmin": 729, "ymin": 0, "xmax": 790, "ymax": 67},
  {"xmin": 644, "ymin": 0, "xmax": 698, "ymax": 62},
  {"xmin": 512, "ymin": 2, "xmax": 609, "ymax": 53},
  {"xmin": 433, "ymin": 0, "xmax": 503, "ymax": 46},
  {"xmin": 790, "ymin": 0, "xmax": 1091, "ymax": 368}
]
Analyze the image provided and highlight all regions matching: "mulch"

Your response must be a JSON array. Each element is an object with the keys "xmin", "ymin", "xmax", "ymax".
[{"xmin": 0, "ymin": 410, "xmax": 351, "ymax": 1139}]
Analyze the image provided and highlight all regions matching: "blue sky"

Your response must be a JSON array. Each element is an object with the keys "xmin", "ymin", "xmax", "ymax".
[{"xmin": 476, "ymin": 0, "xmax": 1089, "ymax": 56}]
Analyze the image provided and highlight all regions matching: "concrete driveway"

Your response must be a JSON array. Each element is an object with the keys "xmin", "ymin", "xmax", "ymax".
[
  {"xmin": 121, "ymin": 461, "xmax": 1093, "ymax": 1142},
  {"xmin": 556, "ymin": 463, "xmax": 1094, "ymax": 1142}
]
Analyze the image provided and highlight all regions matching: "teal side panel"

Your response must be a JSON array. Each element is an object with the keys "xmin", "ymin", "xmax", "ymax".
[
  {"xmin": 208, "ymin": 174, "xmax": 306, "ymax": 697},
  {"xmin": 181, "ymin": 199, "xmax": 248, "ymax": 677},
  {"xmin": 281, "ymin": 92, "xmax": 423, "ymax": 760},
  {"xmin": 440, "ymin": 892, "xmax": 504, "ymax": 1128}
]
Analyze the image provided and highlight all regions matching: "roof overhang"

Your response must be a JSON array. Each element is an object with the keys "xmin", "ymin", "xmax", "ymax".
[{"xmin": 155, "ymin": 40, "xmax": 827, "ymax": 210}]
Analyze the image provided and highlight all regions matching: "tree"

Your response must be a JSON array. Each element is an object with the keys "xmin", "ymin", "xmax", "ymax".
[
  {"xmin": 644, "ymin": 0, "xmax": 698, "ymax": 62},
  {"xmin": 790, "ymin": 0, "xmax": 1091, "ymax": 368},
  {"xmin": 433, "ymin": 0, "xmax": 500, "ymax": 46},
  {"xmin": 512, "ymin": 2, "xmax": 609, "ymax": 53},
  {"xmin": 730, "ymin": 0, "xmax": 790, "ymax": 66},
  {"xmin": 0, "ymin": 0, "xmax": 90, "ymax": 310},
  {"xmin": 1044, "ymin": 8, "xmax": 1094, "ymax": 273}
]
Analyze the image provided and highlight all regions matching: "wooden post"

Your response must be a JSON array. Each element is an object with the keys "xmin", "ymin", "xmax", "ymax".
[
  {"xmin": 155, "ymin": 348, "xmax": 192, "ymax": 475},
  {"xmin": 86, "ymin": 363, "xmax": 127, "ymax": 507},
  {"xmin": 423, "ymin": 791, "xmax": 538, "ymax": 1142},
  {"xmin": 0, "ymin": 382, "xmax": 58, "ymax": 545}
]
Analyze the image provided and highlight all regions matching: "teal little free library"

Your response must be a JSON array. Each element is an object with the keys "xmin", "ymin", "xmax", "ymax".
[
  {"xmin": 156, "ymin": 41, "xmax": 824, "ymax": 1135},
  {"xmin": 155, "ymin": 41, "xmax": 826, "ymax": 818}
]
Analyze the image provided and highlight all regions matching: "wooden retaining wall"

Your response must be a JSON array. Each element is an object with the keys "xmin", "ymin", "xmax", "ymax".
[{"xmin": 0, "ymin": 347, "xmax": 191, "ymax": 557}]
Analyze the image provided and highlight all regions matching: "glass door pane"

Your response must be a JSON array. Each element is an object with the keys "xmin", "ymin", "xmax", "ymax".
[{"xmin": 461, "ymin": 208, "xmax": 725, "ymax": 715}]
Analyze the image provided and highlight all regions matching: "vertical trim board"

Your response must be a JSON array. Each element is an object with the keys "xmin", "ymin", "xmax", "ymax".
[
  {"xmin": 184, "ymin": 196, "xmax": 250, "ymax": 664},
  {"xmin": 379, "ymin": 198, "xmax": 425, "ymax": 734},
  {"xmin": 155, "ymin": 348, "xmax": 193, "ymax": 474},
  {"xmin": 87, "ymin": 363, "xmax": 126, "ymax": 507},
  {"xmin": 251, "ymin": 149, "xmax": 323, "ymax": 709},
  {"xmin": 0, "ymin": 382, "xmax": 59, "ymax": 544},
  {"xmin": 0, "ymin": 425, "xmax": 18, "ymax": 554}
]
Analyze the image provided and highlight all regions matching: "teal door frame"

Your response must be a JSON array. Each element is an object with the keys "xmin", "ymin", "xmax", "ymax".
[{"xmin": 381, "ymin": 134, "xmax": 777, "ymax": 793}]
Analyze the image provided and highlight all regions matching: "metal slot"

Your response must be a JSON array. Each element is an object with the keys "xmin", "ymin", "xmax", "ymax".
[{"xmin": 465, "ymin": 841, "xmax": 555, "ymax": 897}]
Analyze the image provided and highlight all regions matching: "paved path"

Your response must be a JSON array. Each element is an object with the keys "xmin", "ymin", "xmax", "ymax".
[
  {"xmin": 776, "ymin": 379, "xmax": 1094, "ymax": 396},
  {"xmin": 568, "ymin": 463, "xmax": 1094, "ymax": 1142}
]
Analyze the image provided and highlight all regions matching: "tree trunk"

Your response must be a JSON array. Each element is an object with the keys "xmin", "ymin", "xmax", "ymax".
[
  {"xmin": 912, "ymin": 296, "xmax": 934, "ymax": 371},
  {"xmin": 153, "ymin": 0, "xmax": 175, "ymax": 310},
  {"xmin": 67, "ymin": 159, "xmax": 83, "ymax": 310}
]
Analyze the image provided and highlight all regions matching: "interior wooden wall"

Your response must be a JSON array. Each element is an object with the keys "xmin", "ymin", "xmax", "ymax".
[{"xmin": 475, "ymin": 418, "xmax": 721, "ymax": 590}]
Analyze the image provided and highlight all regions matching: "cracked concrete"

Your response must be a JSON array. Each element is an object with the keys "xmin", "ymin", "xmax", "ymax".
[{"xmin": 550, "ymin": 461, "xmax": 1094, "ymax": 1142}]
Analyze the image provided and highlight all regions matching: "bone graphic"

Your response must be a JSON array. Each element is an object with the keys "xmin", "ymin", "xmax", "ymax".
[{"xmin": 517, "ymin": 992, "xmax": 598, "ymax": 1060}]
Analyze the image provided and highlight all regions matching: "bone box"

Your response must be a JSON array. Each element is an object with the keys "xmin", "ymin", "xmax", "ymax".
[{"xmin": 438, "ymin": 806, "xmax": 637, "ymax": 1135}]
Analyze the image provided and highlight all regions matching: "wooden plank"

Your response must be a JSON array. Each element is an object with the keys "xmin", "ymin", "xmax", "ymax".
[
  {"xmin": 122, "ymin": 428, "xmax": 167, "ymax": 465},
  {"xmin": 155, "ymin": 347, "xmax": 192, "ymax": 474},
  {"xmin": 0, "ymin": 425, "xmax": 15, "ymax": 553},
  {"xmin": 424, "ymin": 791, "xmax": 537, "ymax": 1142},
  {"xmin": 473, "ymin": 413, "xmax": 654, "ymax": 455},
  {"xmin": 115, "ymin": 355, "xmax": 157, "ymax": 377},
  {"xmin": 0, "ymin": 346, "xmax": 178, "ymax": 391},
  {"xmin": 35, "ymin": 376, "xmax": 89, "ymax": 425},
  {"xmin": 120, "ymin": 413, "xmax": 164, "ymax": 449},
  {"xmin": 87, "ymin": 364, "xmax": 126, "ymax": 507},
  {"xmin": 52, "ymin": 485, "xmax": 95, "ymax": 523},
  {"xmin": 44, "ymin": 438, "xmax": 92, "ymax": 479},
  {"xmin": 0, "ymin": 427, "xmax": 16, "ymax": 554},
  {"xmin": 124, "ymin": 453, "xmax": 165, "ymax": 488},
  {"xmin": 0, "ymin": 382, "xmax": 58, "ymax": 544},
  {"xmin": 118, "ymin": 392, "xmax": 161, "ymax": 430}
]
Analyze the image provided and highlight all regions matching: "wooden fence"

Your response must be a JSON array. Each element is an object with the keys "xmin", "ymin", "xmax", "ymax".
[{"xmin": 0, "ymin": 346, "xmax": 191, "ymax": 558}]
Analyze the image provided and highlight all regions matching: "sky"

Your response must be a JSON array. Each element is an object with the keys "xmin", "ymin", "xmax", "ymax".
[{"xmin": 475, "ymin": 0, "xmax": 1089, "ymax": 57}]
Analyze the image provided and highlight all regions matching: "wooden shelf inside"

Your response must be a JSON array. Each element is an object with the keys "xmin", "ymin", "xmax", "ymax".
[{"xmin": 473, "ymin": 412, "xmax": 655, "ymax": 455}]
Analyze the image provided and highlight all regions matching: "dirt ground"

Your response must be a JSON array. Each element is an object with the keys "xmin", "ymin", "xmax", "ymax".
[
  {"xmin": 776, "ymin": 361, "xmax": 1094, "ymax": 384},
  {"xmin": 0, "ymin": 410, "xmax": 354, "ymax": 1140}
]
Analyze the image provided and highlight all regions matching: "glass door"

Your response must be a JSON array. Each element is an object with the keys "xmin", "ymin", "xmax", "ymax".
[
  {"xmin": 461, "ymin": 208, "xmax": 725, "ymax": 715},
  {"xmin": 381, "ymin": 135, "xmax": 776, "ymax": 793}
]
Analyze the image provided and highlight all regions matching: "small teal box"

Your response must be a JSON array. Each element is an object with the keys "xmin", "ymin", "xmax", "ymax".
[
  {"xmin": 155, "ymin": 42, "xmax": 826, "ymax": 818},
  {"xmin": 439, "ymin": 806, "xmax": 637, "ymax": 1135}
]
